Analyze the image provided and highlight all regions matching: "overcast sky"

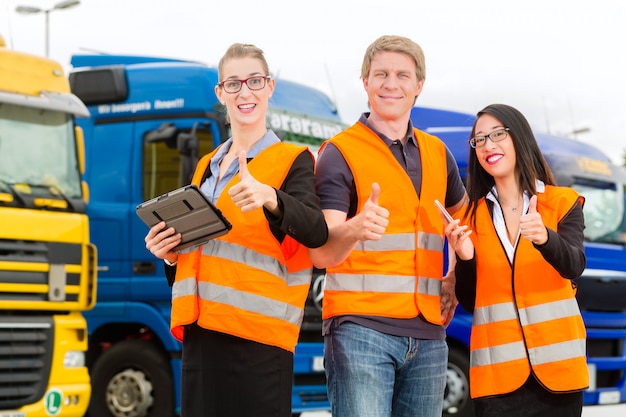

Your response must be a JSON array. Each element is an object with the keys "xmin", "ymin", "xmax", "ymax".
[{"xmin": 3, "ymin": 0, "xmax": 625, "ymax": 164}]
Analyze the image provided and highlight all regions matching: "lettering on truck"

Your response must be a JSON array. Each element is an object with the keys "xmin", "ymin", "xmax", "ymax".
[
  {"xmin": 267, "ymin": 109, "xmax": 344, "ymax": 140},
  {"xmin": 97, "ymin": 98, "xmax": 185, "ymax": 114}
]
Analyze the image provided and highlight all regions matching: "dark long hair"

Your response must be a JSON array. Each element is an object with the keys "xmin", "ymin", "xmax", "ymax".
[{"xmin": 465, "ymin": 104, "xmax": 556, "ymax": 227}]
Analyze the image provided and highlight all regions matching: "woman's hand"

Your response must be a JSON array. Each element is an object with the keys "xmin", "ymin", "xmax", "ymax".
[
  {"xmin": 228, "ymin": 151, "xmax": 279, "ymax": 215},
  {"xmin": 520, "ymin": 195, "xmax": 548, "ymax": 245},
  {"xmin": 444, "ymin": 219, "xmax": 473, "ymax": 260},
  {"xmin": 145, "ymin": 221, "xmax": 180, "ymax": 264}
]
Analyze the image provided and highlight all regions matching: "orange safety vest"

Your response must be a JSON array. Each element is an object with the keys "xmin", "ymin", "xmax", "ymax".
[
  {"xmin": 170, "ymin": 142, "xmax": 315, "ymax": 353},
  {"xmin": 321, "ymin": 122, "xmax": 448, "ymax": 325},
  {"xmin": 469, "ymin": 185, "xmax": 589, "ymax": 398}
]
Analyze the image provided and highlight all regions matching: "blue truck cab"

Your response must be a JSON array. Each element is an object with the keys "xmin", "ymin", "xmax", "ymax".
[
  {"xmin": 68, "ymin": 54, "xmax": 345, "ymax": 417},
  {"xmin": 410, "ymin": 106, "xmax": 626, "ymax": 417}
]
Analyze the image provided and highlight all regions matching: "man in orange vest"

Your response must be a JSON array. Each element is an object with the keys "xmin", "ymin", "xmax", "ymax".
[{"xmin": 309, "ymin": 35, "xmax": 467, "ymax": 417}]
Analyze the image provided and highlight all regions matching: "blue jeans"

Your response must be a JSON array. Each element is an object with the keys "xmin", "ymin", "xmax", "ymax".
[{"xmin": 325, "ymin": 322, "xmax": 447, "ymax": 417}]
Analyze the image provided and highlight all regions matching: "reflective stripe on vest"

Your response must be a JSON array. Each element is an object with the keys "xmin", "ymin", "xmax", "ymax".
[
  {"xmin": 195, "ymin": 282, "xmax": 303, "ymax": 326},
  {"xmin": 172, "ymin": 241, "xmax": 310, "ymax": 327},
  {"xmin": 355, "ymin": 231, "xmax": 444, "ymax": 252},
  {"xmin": 325, "ymin": 231, "xmax": 443, "ymax": 295},
  {"xmin": 472, "ymin": 298, "xmax": 586, "ymax": 366},
  {"xmin": 469, "ymin": 186, "xmax": 588, "ymax": 398},
  {"xmin": 199, "ymin": 240, "xmax": 311, "ymax": 287},
  {"xmin": 472, "ymin": 339, "xmax": 586, "ymax": 368},
  {"xmin": 320, "ymin": 123, "xmax": 448, "ymax": 323},
  {"xmin": 473, "ymin": 298, "xmax": 582, "ymax": 327}
]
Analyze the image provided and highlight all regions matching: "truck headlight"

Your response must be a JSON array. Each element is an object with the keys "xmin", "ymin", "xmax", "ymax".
[{"xmin": 64, "ymin": 350, "xmax": 85, "ymax": 368}]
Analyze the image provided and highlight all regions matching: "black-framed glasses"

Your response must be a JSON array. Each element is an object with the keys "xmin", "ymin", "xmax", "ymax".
[
  {"xmin": 469, "ymin": 128, "xmax": 510, "ymax": 148},
  {"xmin": 217, "ymin": 76, "xmax": 271, "ymax": 94}
]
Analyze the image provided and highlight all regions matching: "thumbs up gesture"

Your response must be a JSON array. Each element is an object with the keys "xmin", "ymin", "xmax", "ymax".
[
  {"xmin": 520, "ymin": 195, "xmax": 548, "ymax": 245},
  {"xmin": 353, "ymin": 182, "xmax": 389, "ymax": 241},
  {"xmin": 228, "ymin": 151, "xmax": 279, "ymax": 214}
]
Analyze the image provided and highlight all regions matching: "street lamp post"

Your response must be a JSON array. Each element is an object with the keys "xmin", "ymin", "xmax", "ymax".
[
  {"xmin": 571, "ymin": 127, "xmax": 591, "ymax": 140},
  {"xmin": 15, "ymin": 0, "xmax": 81, "ymax": 57}
]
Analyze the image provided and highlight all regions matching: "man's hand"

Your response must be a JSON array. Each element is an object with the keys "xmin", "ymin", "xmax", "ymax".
[
  {"xmin": 350, "ymin": 182, "xmax": 389, "ymax": 241},
  {"xmin": 440, "ymin": 272, "xmax": 458, "ymax": 327}
]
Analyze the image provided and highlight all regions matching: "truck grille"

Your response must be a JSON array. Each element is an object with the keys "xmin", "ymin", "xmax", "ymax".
[
  {"xmin": 0, "ymin": 317, "xmax": 53, "ymax": 409},
  {"xmin": 587, "ymin": 337, "xmax": 625, "ymax": 389},
  {"xmin": 576, "ymin": 271, "xmax": 626, "ymax": 312},
  {"xmin": 0, "ymin": 239, "xmax": 84, "ymax": 306}
]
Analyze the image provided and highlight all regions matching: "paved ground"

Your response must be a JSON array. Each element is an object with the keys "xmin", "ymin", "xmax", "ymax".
[
  {"xmin": 581, "ymin": 404, "xmax": 626, "ymax": 416},
  {"xmin": 302, "ymin": 403, "xmax": 626, "ymax": 416}
]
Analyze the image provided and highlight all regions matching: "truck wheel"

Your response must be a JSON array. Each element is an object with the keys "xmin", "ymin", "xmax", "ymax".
[
  {"xmin": 443, "ymin": 347, "xmax": 474, "ymax": 417},
  {"xmin": 87, "ymin": 339, "xmax": 175, "ymax": 417}
]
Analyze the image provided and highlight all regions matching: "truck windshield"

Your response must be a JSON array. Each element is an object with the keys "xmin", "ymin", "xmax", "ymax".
[
  {"xmin": 266, "ymin": 108, "xmax": 345, "ymax": 155},
  {"xmin": 572, "ymin": 180, "xmax": 626, "ymax": 244},
  {"xmin": 0, "ymin": 103, "xmax": 82, "ymax": 199}
]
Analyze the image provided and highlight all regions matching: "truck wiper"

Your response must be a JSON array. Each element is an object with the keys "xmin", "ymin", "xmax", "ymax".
[
  {"xmin": 0, "ymin": 178, "xmax": 28, "ymax": 206},
  {"xmin": 25, "ymin": 182, "xmax": 77, "ymax": 212},
  {"xmin": 0, "ymin": 179, "xmax": 77, "ymax": 211}
]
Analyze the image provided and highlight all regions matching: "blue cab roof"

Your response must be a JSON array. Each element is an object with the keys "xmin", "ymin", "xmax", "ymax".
[{"xmin": 70, "ymin": 54, "xmax": 341, "ymax": 123}]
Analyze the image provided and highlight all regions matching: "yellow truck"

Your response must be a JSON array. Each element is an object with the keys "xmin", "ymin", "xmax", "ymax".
[{"xmin": 0, "ymin": 38, "xmax": 97, "ymax": 417}]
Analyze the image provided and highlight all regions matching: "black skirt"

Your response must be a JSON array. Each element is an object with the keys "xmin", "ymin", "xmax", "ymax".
[
  {"xmin": 181, "ymin": 322, "xmax": 294, "ymax": 417},
  {"xmin": 473, "ymin": 374, "xmax": 583, "ymax": 417}
]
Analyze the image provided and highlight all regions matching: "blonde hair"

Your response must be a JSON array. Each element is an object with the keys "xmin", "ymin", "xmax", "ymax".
[
  {"xmin": 217, "ymin": 43, "xmax": 269, "ymax": 81},
  {"xmin": 361, "ymin": 35, "xmax": 426, "ymax": 81}
]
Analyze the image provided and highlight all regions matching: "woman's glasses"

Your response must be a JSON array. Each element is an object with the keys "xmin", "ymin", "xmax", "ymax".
[
  {"xmin": 218, "ymin": 76, "xmax": 271, "ymax": 94},
  {"xmin": 469, "ymin": 128, "xmax": 510, "ymax": 148}
]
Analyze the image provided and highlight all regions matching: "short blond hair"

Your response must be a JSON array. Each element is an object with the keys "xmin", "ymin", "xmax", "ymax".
[{"xmin": 361, "ymin": 35, "xmax": 426, "ymax": 81}]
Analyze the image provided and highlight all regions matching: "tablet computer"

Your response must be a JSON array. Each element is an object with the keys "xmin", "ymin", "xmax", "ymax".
[{"xmin": 136, "ymin": 185, "xmax": 232, "ymax": 252}]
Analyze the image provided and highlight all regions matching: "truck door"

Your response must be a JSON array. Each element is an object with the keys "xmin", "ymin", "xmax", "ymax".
[{"xmin": 130, "ymin": 119, "xmax": 221, "ymax": 294}]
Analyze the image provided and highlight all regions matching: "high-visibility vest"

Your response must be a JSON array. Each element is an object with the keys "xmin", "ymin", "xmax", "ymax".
[
  {"xmin": 321, "ymin": 122, "xmax": 448, "ymax": 325},
  {"xmin": 469, "ymin": 185, "xmax": 588, "ymax": 398},
  {"xmin": 170, "ymin": 142, "xmax": 315, "ymax": 353}
]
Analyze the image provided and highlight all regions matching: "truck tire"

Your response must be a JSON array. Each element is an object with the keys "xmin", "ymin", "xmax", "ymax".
[
  {"xmin": 87, "ymin": 339, "xmax": 175, "ymax": 417},
  {"xmin": 443, "ymin": 347, "xmax": 474, "ymax": 417}
]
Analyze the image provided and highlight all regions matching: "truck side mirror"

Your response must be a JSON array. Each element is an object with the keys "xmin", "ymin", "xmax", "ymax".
[
  {"xmin": 177, "ymin": 132, "xmax": 199, "ymax": 157},
  {"xmin": 82, "ymin": 180, "xmax": 90, "ymax": 205},
  {"xmin": 145, "ymin": 123, "xmax": 177, "ymax": 144},
  {"xmin": 177, "ymin": 132, "xmax": 199, "ymax": 185},
  {"xmin": 75, "ymin": 126, "xmax": 86, "ymax": 175}
]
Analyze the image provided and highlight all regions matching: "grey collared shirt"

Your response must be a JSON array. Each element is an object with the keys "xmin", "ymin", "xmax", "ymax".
[{"xmin": 200, "ymin": 130, "xmax": 280, "ymax": 203}]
